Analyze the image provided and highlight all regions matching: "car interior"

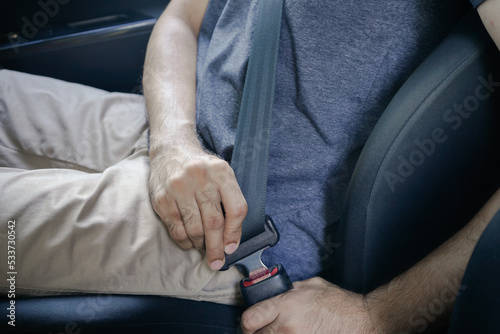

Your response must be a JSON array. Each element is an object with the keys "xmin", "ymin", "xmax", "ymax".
[{"xmin": 1, "ymin": 1, "xmax": 500, "ymax": 333}]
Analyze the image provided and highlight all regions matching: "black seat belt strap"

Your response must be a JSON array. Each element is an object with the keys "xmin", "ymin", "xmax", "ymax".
[
  {"xmin": 231, "ymin": 0, "xmax": 283, "ymax": 242},
  {"xmin": 220, "ymin": 0, "xmax": 293, "ymax": 307}
]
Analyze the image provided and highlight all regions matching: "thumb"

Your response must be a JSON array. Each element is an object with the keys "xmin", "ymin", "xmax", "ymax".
[{"xmin": 241, "ymin": 295, "xmax": 282, "ymax": 333}]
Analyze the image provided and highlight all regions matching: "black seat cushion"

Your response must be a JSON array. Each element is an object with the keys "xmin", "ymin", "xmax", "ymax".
[{"xmin": 0, "ymin": 295, "xmax": 243, "ymax": 333}]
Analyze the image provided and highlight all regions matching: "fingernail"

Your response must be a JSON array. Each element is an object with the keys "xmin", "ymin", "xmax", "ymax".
[
  {"xmin": 210, "ymin": 260, "xmax": 224, "ymax": 271},
  {"xmin": 225, "ymin": 243, "xmax": 238, "ymax": 255}
]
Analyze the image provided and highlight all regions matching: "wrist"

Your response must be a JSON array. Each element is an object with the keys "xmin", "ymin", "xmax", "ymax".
[
  {"xmin": 149, "ymin": 139, "xmax": 203, "ymax": 162},
  {"xmin": 363, "ymin": 289, "xmax": 391, "ymax": 334},
  {"xmin": 149, "ymin": 123, "xmax": 202, "ymax": 159}
]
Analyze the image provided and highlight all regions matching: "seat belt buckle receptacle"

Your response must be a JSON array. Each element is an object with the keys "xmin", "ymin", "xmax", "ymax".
[{"xmin": 221, "ymin": 216, "xmax": 293, "ymax": 306}]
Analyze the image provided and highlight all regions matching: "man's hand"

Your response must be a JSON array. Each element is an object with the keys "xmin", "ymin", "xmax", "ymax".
[
  {"xmin": 241, "ymin": 277, "xmax": 377, "ymax": 334},
  {"xmin": 149, "ymin": 144, "xmax": 247, "ymax": 271}
]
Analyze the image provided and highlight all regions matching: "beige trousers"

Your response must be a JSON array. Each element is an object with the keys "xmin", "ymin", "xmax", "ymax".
[{"xmin": 0, "ymin": 70, "xmax": 242, "ymax": 305}]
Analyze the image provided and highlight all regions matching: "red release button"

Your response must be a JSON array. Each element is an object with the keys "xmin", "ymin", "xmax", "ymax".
[{"xmin": 242, "ymin": 267, "xmax": 279, "ymax": 287}]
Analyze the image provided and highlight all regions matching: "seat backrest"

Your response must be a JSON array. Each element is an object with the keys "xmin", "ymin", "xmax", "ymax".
[{"xmin": 332, "ymin": 10, "xmax": 500, "ymax": 293}]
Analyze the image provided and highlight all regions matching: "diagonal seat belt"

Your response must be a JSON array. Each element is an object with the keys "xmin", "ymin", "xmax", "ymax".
[
  {"xmin": 231, "ymin": 0, "xmax": 282, "ymax": 242},
  {"xmin": 220, "ymin": 0, "xmax": 293, "ymax": 306}
]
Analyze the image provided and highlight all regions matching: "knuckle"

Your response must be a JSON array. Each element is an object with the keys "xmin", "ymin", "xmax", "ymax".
[
  {"xmin": 159, "ymin": 201, "xmax": 182, "ymax": 223},
  {"xmin": 309, "ymin": 276, "xmax": 327, "ymax": 286},
  {"xmin": 168, "ymin": 209, "xmax": 182, "ymax": 223},
  {"xmin": 176, "ymin": 238, "xmax": 194, "ymax": 250},
  {"xmin": 167, "ymin": 175, "xmax": 186, "ymax": 191},
  {"xmin": 186, "ymin": 225, "xmax": 204, "ymax": 239},
  {"xmin": 164, "ymin": 219, "xmax": 176, "ymax": 233},
  {"xmin": 227, "ymin": 201, "xmax": 248, "ymax": 219},
  {"xmin": 212, "ymin": 160, "xmax": 234, "ymax": 180},
  {"xmin": 197, "ymin": 188, "xmax": 218, "ymax": 206},
  {"xmin": 214, "ymin": 159, "xmax": 231, "ymax": 171},
  {"xmin": 178, "ymin": 207, "xmax": 205, "ymax": 239},
  {"xmin": 207, "ymin": 157, "xmax": 227, "ymax": 167},
  {"xmin": 166, "ymin": 221, "xmax": 188, "ymax": 242},
  {"xmin": 179, "ymin": 207, "xmax": 196, "ymax": 226},
  {"xmin": 185, "ymin": 160, "xmax": 208, "ymax": 177}
]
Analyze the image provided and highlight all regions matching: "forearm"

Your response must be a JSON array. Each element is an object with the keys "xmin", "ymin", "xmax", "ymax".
[
  {"xmin": 143, "ymin": 0, "xmax": 208, "ymax": 158},
  {"xmin": 478, "ymin": 0, "xmax": 500, "ymax": 51},
  {"xmin": 368, "ymin": 188, "xmax": 500, "ymax": 333}
]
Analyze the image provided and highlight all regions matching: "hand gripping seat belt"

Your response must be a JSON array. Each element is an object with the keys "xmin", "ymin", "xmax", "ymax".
[{"xmin": 219, "ymin": 0, "xmax": 293, "ymax": 306}]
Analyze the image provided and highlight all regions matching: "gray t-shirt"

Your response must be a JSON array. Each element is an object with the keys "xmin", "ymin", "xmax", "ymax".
[{"xmin": 196, "ymin": 0, "xmax": 469, "ymax": 281}]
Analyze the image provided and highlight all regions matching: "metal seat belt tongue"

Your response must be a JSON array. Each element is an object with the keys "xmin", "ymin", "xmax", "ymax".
[
  {"xmin": 221, "ymin": 216, "xmax": 292, "ymax": 306},
  {"xmin": 218, "ymin": 0, "xmax": 293, "ymax": 307}
]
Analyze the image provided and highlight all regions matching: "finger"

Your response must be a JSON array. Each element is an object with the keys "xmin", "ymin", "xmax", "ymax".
[
  {"xmin": 196, "ymin": 184, "xmax": 225, "ymax": 270},
  {"xmin": 161, "ymin": 197, "xmax": 194, "ymax": 250},
  {"xmin": 177, "ymin": 200, "xmax": 205, "ymax": 250},
  {"xmin": 241, "ymin": 296, "xmax": 280, "ymax": 334},
  {"xmin": 254, "ymin": 318, "xmax": 281, "ymax": 334},
  {"xmin": 218, "ymin": 170, "xmax": 247, "ymax": 254}
]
